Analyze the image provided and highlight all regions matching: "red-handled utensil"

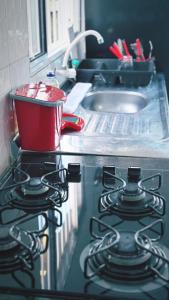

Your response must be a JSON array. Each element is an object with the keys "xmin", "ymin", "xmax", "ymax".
[
  {"xmin": 113, "ymin": 42, "xmax": 124, "ymax": 59},
  {"xmin": 122, "ymin": 40, "xmax": 131, "ymax": 57},
  {"xmin": 109, "ymin": 46, "xmax": 123, "ymax": 60},
  {"xmin": 135, "ymin": 38, "xmax": 145, "ymax": 62}
]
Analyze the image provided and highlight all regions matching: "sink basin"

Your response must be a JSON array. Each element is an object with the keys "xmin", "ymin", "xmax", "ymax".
[{"xmin": 81, "ymin": 90, "xmax": 149, "ymax": 114}]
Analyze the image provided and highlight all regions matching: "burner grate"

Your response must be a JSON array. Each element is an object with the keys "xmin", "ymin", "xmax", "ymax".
[
  {"xmin": 81, "ymin": 218, "xmax": 169, "ymax": 283},
  {"xmin": 0, "ymin": 213, "xmax": 48, "ymax": 274},
  {"xmin": 0, "ymin": 165, "xmax": 68, "ymax": 214},
  {"xmin": 99, "ymin": 168, "xmax": 166, "ymax": 219}
]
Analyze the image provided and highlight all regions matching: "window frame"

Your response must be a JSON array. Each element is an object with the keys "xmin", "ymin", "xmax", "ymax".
[
  {"xmin": 27, "ymin": 0, "xmax": 47, "ymax": 62},
  {"xmin": 28, "ymin": 0, "xmax": 83, "ymax": 74},
  {"xmin": 45, "ymin": 0, "xmax": 68, "ymax": 56},
  {"xmin": 38, "ymin": 0, "xmax": 47, "ymax": 59}
]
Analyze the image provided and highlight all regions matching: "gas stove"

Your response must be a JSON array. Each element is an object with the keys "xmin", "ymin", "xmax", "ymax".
[{"xmin": 0, "ymin": 153, "xmax": 169, "ymax": 299}]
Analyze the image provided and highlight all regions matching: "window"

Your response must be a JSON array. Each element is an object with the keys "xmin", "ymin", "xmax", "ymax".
[
  {"xmin": 27, "ymin": 0, "xmax": 82, "ymax": 61},
  {"xmin": 27, "ymin": 0, "xmax": 46, "ymax": 60},
  {"xmin": 45, "ymin": 0, "xmax": 67, "ymax": 54}
]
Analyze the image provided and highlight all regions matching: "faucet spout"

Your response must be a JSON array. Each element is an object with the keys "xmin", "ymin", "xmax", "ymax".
[{"xmin": 62, "ymin": 30, "xmax": 104, "ymax": 69}]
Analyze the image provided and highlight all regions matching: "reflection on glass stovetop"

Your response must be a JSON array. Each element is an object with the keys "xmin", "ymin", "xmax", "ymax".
[{"xmin": 0, "ymin": 152, "xmax": 169, "ymax": 299}]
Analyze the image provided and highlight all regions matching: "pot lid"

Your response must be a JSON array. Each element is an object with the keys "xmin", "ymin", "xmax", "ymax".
[{"xmin": 10, "ymin": 83, "xmax": 66, "ymax": 107}]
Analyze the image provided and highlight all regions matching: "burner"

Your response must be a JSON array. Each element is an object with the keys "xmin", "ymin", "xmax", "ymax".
[
  {"xmin": 105, "ymin": 231, "xmax": 152, "ymax": 266},
  {"xmin": 6, "ymin": 172, "xmax": 68, "ymax": 212},
  {"xmin": 81, "ymin": 218, "xmax": 169, "ymax": 283},
  {"xmin": 99, "ymin": 167, "xmax": 165, "ymax": 219},
  {"xmin": 8, "ymin": 181, "xmax": 61, "ymax": 212},
  {"xmin": 0, "ymin": 214, "xmax": 48, "ymax": 273},
  {"xmin": 0, "ymin": 164, "xmax": 72, "ymax": 216},
  {"xmin": 21, "ymin": 177, "xmax": 49, "ymax": 195},
  {"xmin": 119, "ymin": 182, "xmax": 146, "ymax": 202}
]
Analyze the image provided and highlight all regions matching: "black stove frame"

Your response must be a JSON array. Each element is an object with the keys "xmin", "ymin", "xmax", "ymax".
[{"xmin": 0, "ymin": 153, "xmax": 169, "ymax": 299}]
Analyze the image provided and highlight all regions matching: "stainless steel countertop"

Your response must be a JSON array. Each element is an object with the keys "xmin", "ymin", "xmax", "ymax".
[
  {"xmin": 59, "ymin": 73, "xmax": 169, "ymax": 158},
  {"xmin": 11, "ymin": 74, "xmax": 169, "ymax": 160}
]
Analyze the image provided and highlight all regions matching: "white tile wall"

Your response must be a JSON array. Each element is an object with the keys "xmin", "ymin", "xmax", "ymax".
[
  {"xmin": 9, "ymin": 57, "xmax": 30, "ymax": 89},
  {"xmin": 0, "ymin": 67, "xmax": 10, "ymax": 96},
  {"xmin": 0, "ymin": 1, "xmax": 9, "ymax": 69},
  {"xmin": 0, "ymin": 94, "xmax": 11, "ymax": 173},
  {"xmin": 7, "ymin": 0, "xmax": 29, "ymax": 64},
  {"xmin": 0, "ymin": 0, "xmax": 30, "ymax": 174}
]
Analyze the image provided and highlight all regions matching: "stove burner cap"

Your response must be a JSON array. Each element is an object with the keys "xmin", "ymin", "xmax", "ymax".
[
  {"xmin": 0, "ymin": 227, "xmax": 19, "ymax": 251},
  {"xmin": 107, "ymin": 231, "xmax": 152, "ymax": 266},
  {"xmin": 21, "ymin": 177, "xmax": 49, "ymax": 195},
  {"xmin": 116, "ymin": 232, "xmax": 137, "ymax": 255},
  {"xmin": 101, "ymin": 231, "xmax": 151, "ymax": 266},
  {"xmin": 120, "ymin": 182, "xmax": 145, "ymax": 202}
]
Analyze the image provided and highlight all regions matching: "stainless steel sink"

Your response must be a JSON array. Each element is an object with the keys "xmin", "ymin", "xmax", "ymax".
[
  {"xmin": 60, "ymin": 74, "xmax": 169, "ymax": 158},
  {"xmin": 81, "ymin": 90, "xmax": 149, "ymax": 114}
]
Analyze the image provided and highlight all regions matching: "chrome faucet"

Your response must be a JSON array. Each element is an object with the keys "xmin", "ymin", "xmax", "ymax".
[{"xmin": 62, "ymin": 30, "xmax": 104, "ymax": 69}]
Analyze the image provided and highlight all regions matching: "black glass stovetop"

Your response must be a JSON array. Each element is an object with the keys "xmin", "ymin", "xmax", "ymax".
[{"xmin": 0, "ymin": 152, "xmax": 169, "ymax": 300}]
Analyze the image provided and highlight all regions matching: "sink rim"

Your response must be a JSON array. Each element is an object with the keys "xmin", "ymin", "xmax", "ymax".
[{"xmin": 80, "ymin": 89, "xmax": 149, "ymax": 114}]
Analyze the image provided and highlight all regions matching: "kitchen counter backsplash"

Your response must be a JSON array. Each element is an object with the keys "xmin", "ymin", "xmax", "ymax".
[{"xmin": 0, "ymin": 0, "xmax": 30, "ymax": 175}]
